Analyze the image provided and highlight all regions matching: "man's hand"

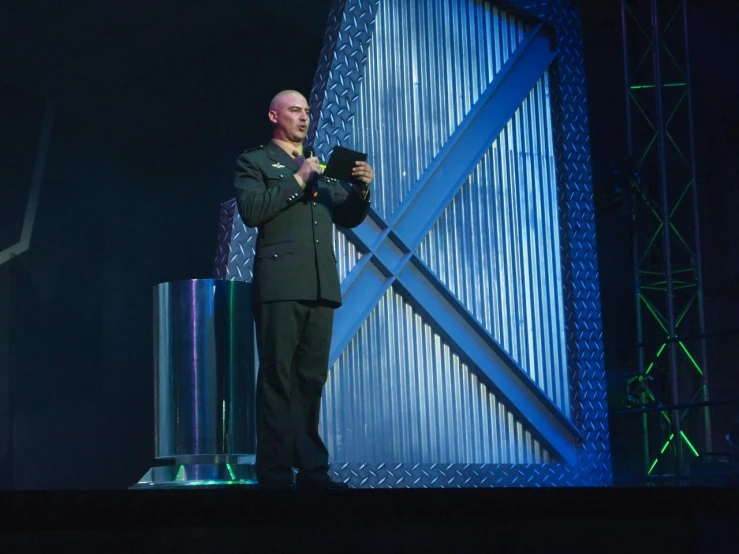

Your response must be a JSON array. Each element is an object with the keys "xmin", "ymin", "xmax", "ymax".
[
  {"xmin": 294, "ymin": 156, "xmax": 322, "ymax": 189},
  {"xmin": 351, "ymin": 161, "xmax": 374, "ymax": 187}
]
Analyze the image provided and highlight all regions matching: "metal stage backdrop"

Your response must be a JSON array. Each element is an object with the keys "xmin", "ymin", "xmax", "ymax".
[{"xmin": 215, "ymin": 0, "xmax": 610, "ymax": 487}]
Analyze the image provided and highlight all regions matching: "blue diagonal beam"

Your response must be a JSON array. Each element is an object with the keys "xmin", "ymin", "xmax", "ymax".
[
  {"xmin": 330, "ymin": 211, "xmax": 393, "ymax": 363},
  {"xmin": 395, "ymin": 258, "xmax": 580, "ymax": 464},
  {"xmin": 337, "ymin": 206, "xmax": 388, "ymax": 253},
  {"xmin": 390, "ymin": 24, "xmax": 556, "ymax": 251},
  {"xmin": 329, "ymin": 25, "xmax": 566, "ymax": 449},
  {"xmin": 330, "ymin": 255, "xmax": 395, "ymax": 364},
  {"xmin": 331, "ymin": 26, "xmax": 555, "ymax": 370}
]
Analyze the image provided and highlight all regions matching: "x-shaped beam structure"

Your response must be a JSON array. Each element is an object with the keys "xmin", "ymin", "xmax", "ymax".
[{"xmin": 330, "ymin": 25, "xmax": 580, "ymax": 463}]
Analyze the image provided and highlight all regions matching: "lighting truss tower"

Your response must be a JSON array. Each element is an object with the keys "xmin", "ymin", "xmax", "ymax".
[{"xmin": 620, "ymin": 0, "xmax": 710, "ymax": 483}]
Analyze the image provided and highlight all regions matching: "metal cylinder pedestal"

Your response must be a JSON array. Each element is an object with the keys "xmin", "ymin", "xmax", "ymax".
[{"xmin": 135, "ymin": 279, "xmax": 257, "ymax": 488}]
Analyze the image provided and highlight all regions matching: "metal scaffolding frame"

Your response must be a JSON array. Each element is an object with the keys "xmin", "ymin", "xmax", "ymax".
[{"xmin": 620, "ymin": 0, "xmax": 711, "ymax": 483}]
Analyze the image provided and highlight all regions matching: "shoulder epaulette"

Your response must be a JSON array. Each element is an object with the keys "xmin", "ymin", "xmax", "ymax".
[{"xmin": 241, "ymin": 145, "xmax": 265, "ymax": 154}]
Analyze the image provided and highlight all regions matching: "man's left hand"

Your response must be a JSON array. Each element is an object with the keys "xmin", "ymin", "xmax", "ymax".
[{"xmin": 351, "ymin": 161, "xmax": 374, "ymax": 187}]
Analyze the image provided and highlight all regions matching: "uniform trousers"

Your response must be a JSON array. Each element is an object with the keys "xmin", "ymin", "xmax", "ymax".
[{"xmin": 253, "ymin": 299, "xmax": 334, "ymax": 486}]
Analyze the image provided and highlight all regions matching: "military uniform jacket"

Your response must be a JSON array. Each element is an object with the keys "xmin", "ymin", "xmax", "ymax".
[{"xmin": 234, "ymin": 141, "xmax": 371, "ymax": 307}]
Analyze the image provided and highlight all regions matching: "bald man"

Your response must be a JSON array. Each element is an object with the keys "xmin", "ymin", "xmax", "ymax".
[{"xmin": 234, "ymin": 90, "xmax": 374, "ymax": 490}]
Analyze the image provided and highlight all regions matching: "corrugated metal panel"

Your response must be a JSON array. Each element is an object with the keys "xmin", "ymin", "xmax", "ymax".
[
  {"xmin": 351, "ymin": 0, "xmax": 529, "ymax": 221},
  {"xmin": 333, "ymin": 228, "xmax": 362, "ymax": 282},
  {"xmin": 308, "ymin": 0, "xmax": 610, "ymax": 485},
  {"xmin": 416, "ymin": 72, "xmax": 570, "ymax": 415},
  {"xmin": 319, "ymin": 0, "xmax": 565, "ymax": 464},
  {"xmin": 322, "ymin": 287, "xmax": 552, "ymax": 464}
]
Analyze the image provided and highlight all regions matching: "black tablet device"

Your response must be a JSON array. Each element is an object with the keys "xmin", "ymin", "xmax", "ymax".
[{"xmin": 322, "ymin": 146, "xmax": 368, "ymax": 182}]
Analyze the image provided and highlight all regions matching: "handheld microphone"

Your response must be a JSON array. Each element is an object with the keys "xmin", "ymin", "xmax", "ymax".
[
  {"xmin": 304, "ymin": 147, "xmax": 327, "ymax": 175},
  {"xmin": 302, "ymin": 146, "xmax": 319, "ymax": 198}
]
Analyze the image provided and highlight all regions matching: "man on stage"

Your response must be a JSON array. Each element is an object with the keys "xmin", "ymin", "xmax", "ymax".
[{"xmin": 234, "ymin": 90, "xmax": 374, "ymax": 490}]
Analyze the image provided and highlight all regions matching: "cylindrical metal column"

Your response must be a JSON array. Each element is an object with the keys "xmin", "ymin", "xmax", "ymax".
[
  {"xmin": 154, "ymin": 279, "xmax": 256, "ymax": 461},
  {"xmin": 134, "ymin": 279, "xmax": 257, "ymax": 488}
]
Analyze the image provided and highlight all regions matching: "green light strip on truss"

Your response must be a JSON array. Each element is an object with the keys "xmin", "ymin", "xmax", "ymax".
[
  {"xmin": 678, "ymin": 341, "xmax": 704, "ymax": 376},
  {"xmin": 630, "ymin": 83, "xmax": 687, "ymax": 90},
  {"xmin": 639, "ymin": 294, "xmax": 668, "ymax": 335},
  {"xmin": 645, "ymin": 343, "xmax": 666, "ymax": 375},
  {"xmin": 647, "ymin": 427, "xmax": 701, "ymax": 475}
]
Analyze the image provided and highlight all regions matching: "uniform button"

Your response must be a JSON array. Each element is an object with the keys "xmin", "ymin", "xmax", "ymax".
[
  {"xmin": 315, "ymin": 239, "xmax": 319, "ymax": 244},
  {"xmin": 314, "ymin": 221, "xmax": 318, "ymax": 225},
  {"xmin": 272, "ymin": 254, "xmax": 278, "ymax": 258},
  {"xmin": 312, "ymin": 202, "xmax": 316, "ymax": 206}
]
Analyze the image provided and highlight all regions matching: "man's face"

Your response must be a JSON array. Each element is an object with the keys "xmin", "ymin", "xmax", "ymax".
[{"xmin": 269, "ymin": 93, "xmax": 310, "ymax": 144}]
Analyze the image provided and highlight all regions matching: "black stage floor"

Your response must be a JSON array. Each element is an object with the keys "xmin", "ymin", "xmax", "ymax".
[{"xmin": 0, "ymin": 487, "xmax": 737, "ymax": 552}]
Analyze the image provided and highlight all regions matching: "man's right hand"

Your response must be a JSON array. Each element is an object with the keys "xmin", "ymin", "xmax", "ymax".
[{"xmin": 294, "ymin": 156, "xmax": 322, "ymax": 189}]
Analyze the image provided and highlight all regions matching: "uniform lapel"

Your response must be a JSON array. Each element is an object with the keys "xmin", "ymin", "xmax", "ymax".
[{"xmin": 265, "ymin": 141, "xmax": 299, "ymax": 171}]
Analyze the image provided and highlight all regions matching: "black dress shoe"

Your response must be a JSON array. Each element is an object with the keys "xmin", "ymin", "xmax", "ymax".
[
  {"xmin": 256, "ymin": 473, "xmax": 295, "ymax": 490},
  {"xmin": 296, "ymin": 476, "xmax": 350, "ymax": 491},
  {"xmin": 257, "ymin": 480, "xmax": 295, "ymax": 490}
]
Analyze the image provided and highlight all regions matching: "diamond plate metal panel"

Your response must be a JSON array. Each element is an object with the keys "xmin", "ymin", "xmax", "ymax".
[
  {"xmin": 307, "ymin": 0, "xmax": 381, "ymax": 159},
  {"xmin": 305, "ymin": 0, "xmax": 381, "ymax": 282},
  {"xmin": 214, "ymin": 199, "xmax": 235, "ymax": 280},
  {"xmin": 214, "ymin": 198, "xmax": 258, "ymax": 282},
  {"xmin": 328, "ymin": 461, "xmax": 607, "ymax": 488}
]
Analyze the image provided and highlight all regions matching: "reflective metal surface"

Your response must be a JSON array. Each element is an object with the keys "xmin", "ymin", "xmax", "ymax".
[
  {"xmin": 214, "ymin": 198, "xmax": 258, "ymax": 282},
  {"xmin": 315, "ymin": 0, "xmax": 573, "ymax": 465},
  {"xmin": 134, "ymin": 462, "xmax": 257, "ymax": 489},
  {"xmin": 153, "ymin": 279, "xmax": 256, "ymax": 460},
  {"xmin": 324, "ymin": 288, "xmax": 553, "ymax": 464},
  {"xmin": 306, "ymin": 0, "xmax": 611, "ymax": 486},
  {"xmin": 417, "ymin": 71, "xmax": 570, "ymax": 416},
  {"xmin": 352, "ymin": 0, "xmax": 528, "ymax": 221},
  {"xmin": 212, "ymin": 0, "xmax": 611, "ymax": 486}
]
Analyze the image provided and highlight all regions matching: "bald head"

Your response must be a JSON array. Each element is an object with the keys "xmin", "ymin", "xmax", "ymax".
[
  {"xmin": 268, "ymin": 90, "xmax": 310, "ymax": 146},
  {"xmin": 269, "ymin": 90, "xmax": 307, "ymax": 112}
]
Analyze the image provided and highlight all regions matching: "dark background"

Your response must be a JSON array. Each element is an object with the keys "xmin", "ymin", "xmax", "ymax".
[
  {"xmin": 578, "ymin": 0, "xmax": 739, "ymax": 480},
  {"xmin": 0, "ymin": 0, "xmax": 737, "ymax": 489}
]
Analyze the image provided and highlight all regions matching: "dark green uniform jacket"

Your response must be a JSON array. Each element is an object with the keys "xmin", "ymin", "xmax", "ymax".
[{"xmin": 234, "ymin": 141, "xmax": 371, "ymax": 307}]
